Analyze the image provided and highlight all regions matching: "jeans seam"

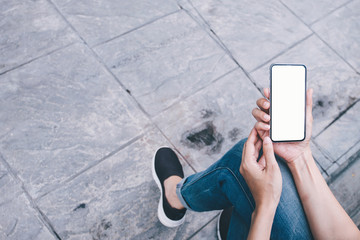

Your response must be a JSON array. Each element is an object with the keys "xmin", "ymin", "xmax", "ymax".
[
  {"xmin": 182, "ymin": 166, "xmax": 255, "ymax": 210},
  {"xmin": 223, "ymin": 167, "xmax": 255, "ymax": 210}
]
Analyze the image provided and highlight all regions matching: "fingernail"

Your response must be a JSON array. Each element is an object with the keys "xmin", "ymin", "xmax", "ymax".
[
  {"xmin": 264, "ymin": 114, "xmax": 270, "ymax": 120},
  {"xmin": 265, "ymin": 124, "xmax": 270, "ymax": 129},
  {"xmin": 264, "ymin": 136, "xmax": 271, "ymax": 144},
  {"xmin": 263, "ymin": 102, "xmax": 269, "ymax": 108}
]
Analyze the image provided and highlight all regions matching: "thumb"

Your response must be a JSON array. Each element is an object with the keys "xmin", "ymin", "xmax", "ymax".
[{"xmin": 263, "ymin": 136, "xmax": 276, "ymax": 166}]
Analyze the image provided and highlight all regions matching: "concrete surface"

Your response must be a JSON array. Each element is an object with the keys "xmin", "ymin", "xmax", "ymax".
[{"xmin": 0, "ymin": 0, "xmax": 359, "ymax": 239}]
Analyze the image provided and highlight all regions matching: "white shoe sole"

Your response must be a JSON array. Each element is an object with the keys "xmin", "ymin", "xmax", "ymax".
[
  {"xmin": 152, "ymin": 147, "xmax": 186, "ymax": 228},
  {"xmin": 217, "ymin": 211, "xmax": 222, "ymax": 240}
]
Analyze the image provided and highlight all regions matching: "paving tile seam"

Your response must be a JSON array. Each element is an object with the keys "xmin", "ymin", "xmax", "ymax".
[
  {"xmin": 92, "ymin": 9, "xmax": 181, "ymax": 48},
  {"xmin": 322, "ymin": 171, "xmax": 329, "ymax": 180},
  {"xmin": 278, "ymin": 0, "xmax": 360, "ymax": 75},
  {"xmin": 327, "ymin": 148, "xmax": 360, "ymax": 184},
  {"xmin": 0, "ymin": 42, "xmax": 77, "ymax": 76},
  {"xmin": 150, "ymin": 121, "xmax": 198, "ymax": 173},
  {"xmin": 350, "ymin": 205, "xmax": 360, "ymax": 221},
  {"xmin": 47, "ymin": 0, "xmax": 182, "ymax": 48},
  {"xmin": 83, "ymin": 41, "xmax": 154, "ymax": 120},
  {"xmin": 46, "ymin": 0, "xmax": 89, "ymax": 47},
  {"xmin": 0, "ymin": 153, "xmax": 61, "ymax": 239},
  {"xmin": 187, "ymin": 213, "xmax": 219, "ymax": 239},
  {"xmin": 183, "ymin": 9, "xmax": 240, "ymax": 66},
  {"xmin": 33, "ymin": 206, "xmax": 62, "ymax": 240},
  {"xmin": 179, "ymin": 3, "xmax": 236, "ymax": 63},
  {"xmin": 179, "ymin": 0, "xmax": 262, "ymax": 95},
  {"xmin": 314, "ymin": 158, "xmax": 327, "ymax": 174},
  {"xmin": 306, "ymin": 0, "xmax": 355, "ymax": 26},
  {"xmin": 249, "ymin": 33, "xmax": 314, "ymax": 74},
  {"xmin": 312, "ymin": 140, "xmax": 336, "ymax": 163},
  {"xmin": 179, "ymin": 0, "xmax": 212, "ymax": 31},
  {"xmin": 327, "ymin": 161, "xmax": 340, "ymax": 170},
  {"xmin": 324, "ymin": 165, "xmax": 340, "ymax": 184},
  {"xmin": 333, "ymin": 140, "xmax": 360, "ymax": 170},
  {"xmin": 35, "ymin": 133, "xmax": 145, "ymax": 202},
  {"xmin": 335, "ymin": 140, "xmax": 360, "ymax": 164},
  {"xmin": 206, "ymin": 28, "xmax": 263, "ymax": 94},
  {"xmin": 155, "ymin": 67, "xmax": 238, "ymax": 117},
  {"xmin": 311, "ymin": 31, "xmax": 360, "ymax": 75},
  {"xmin": 314, "ymin": 99, "xmax": 360, "ymax": 138}
]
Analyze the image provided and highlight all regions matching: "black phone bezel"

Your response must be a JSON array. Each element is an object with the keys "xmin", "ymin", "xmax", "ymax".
[{"xmin": 270, "ymin": 63, "xmax": 307, "ymax": 142}]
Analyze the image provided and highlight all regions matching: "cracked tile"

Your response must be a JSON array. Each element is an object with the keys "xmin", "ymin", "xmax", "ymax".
[
  {"xmin": 94, "ymin": 11, "xmax": 237, "ymax": 117},
  {"xmin": 0, "ymin": 43, "xmax": 149, "ymax": 199},
  {"xmin": 153, "ymin": 69, "xmax": 261, "ymax": 171},
  {"xmin": 0, "ymin": 0, "xmax": 78, "ymax": 74},
  {"xmin": 181, "ymin": 0, "xmax": 311, "ymax": 71},
  {"xmin": 52, "ymin": 0, "xmax": 179, "ymax": 46},
  {"xmin": 37, "ymin": 128, "xmax": 217, "ymax": 239},
  {"xmin": 250, "ymin": 36, "xmax": 360, "ymax": 136}
]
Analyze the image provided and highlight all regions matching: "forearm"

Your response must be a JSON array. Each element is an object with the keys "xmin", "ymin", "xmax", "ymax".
[
  {"xmin": 248, "ymin": 206, "xmax": 276, "ymax": 240},
  {"xmin": 288, "ymin": 148, "xmax": 360, "ymax": 239}
]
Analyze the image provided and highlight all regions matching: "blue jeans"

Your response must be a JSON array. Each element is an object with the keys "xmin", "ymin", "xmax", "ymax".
[{"xmin": 176, "ymin": 138, "xmax": 313, "ymax": 239}]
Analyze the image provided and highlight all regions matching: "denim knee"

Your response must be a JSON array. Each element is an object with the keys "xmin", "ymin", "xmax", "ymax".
[{"xmin": 215, "ymin": 138, "xmax": 247, "ymax": 173}]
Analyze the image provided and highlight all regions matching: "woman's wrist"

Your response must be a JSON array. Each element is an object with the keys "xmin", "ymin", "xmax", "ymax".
[
  {"xmin": 287, "ymin": 147, "xmax": 313, "ymax": 172},
  {"xmin": 254, "ymin": 203, "xmax": 277, "ymax": 220},
  {"xmin": 286, "ymin": 147, "xmax": 320, "ymax": 203},
  {"xmin": 249, "ymin": 204, "xmax": 277, "ymax": 239}
]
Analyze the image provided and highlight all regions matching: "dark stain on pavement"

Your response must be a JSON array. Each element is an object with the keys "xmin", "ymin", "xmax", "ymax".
[
  {"xmin": 181, "ymin": 121, "xmax": 223, "ymax": 154},
  {"xmin": 73, "ymin": 203, "xmax": 86, "ymax": 211},
  {"xmin": 200, "ymin": 109, "xmax": 215, "ymax": 118},
  {"xmin": 90, "ymin": 219, "xmax": 112, "ymax": 240},
  {"xmin": 228, "ymin": 127, "xmax": 241, "ymax": 142},
  {"xmin": 313, "ymin": 96, "xmax": 334, "ymax": 118}
]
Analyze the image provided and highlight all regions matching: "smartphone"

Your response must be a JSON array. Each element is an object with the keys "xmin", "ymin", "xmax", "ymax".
[{"xmin": 270, "ymin": 64, "xmax": 307, "ymax": 142}]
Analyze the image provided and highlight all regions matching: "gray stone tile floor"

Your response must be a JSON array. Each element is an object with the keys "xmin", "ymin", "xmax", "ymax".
[{"xmin": 0, "ymin": 0, "xmax": 359, "ymax": 239}]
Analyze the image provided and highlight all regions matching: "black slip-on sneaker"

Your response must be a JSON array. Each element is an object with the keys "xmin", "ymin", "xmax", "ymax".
[
  {"xmin": 152, "ymin": 147, "xmax": 187, "ymax": 227},
  {"xmin": 217, "ymin": 207, "xmax": 233, "ymax": 240}
]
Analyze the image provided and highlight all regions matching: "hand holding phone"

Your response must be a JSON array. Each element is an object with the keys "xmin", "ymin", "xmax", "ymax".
[
  {"xmin": 252, "ymin": 81, "xmax": 313, "ymax": 164},
  {"xmin": 270, "ymin": 64, "xmax": 307, "ymax": 142}
]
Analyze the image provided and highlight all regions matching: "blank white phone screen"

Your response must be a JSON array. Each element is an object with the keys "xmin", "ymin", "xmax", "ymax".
[{"xmin": 271, "ymin": 65, "xmax": 306, "ymax": 141}]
